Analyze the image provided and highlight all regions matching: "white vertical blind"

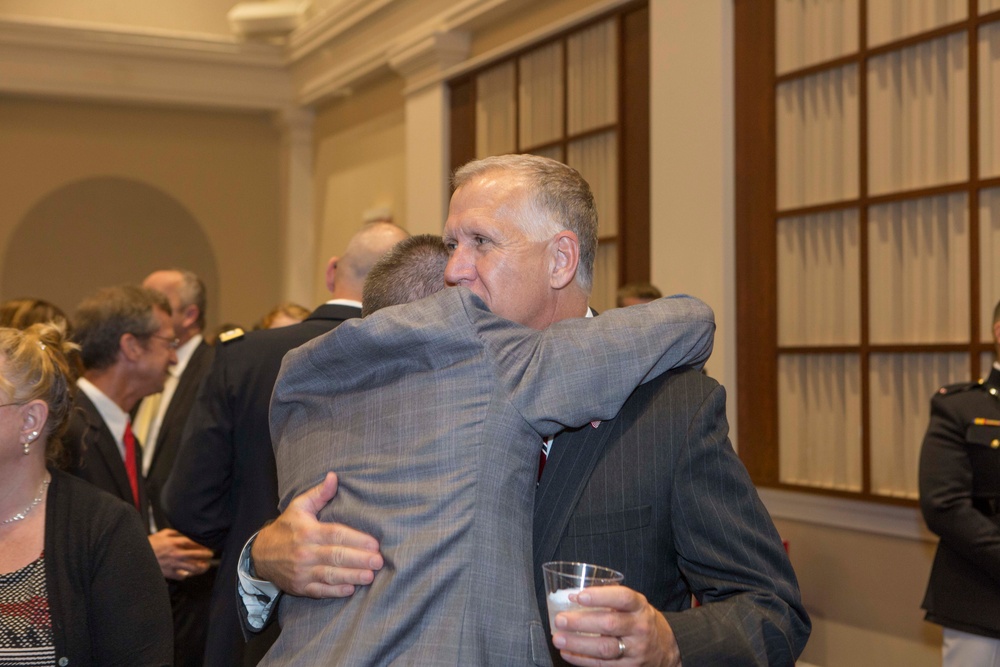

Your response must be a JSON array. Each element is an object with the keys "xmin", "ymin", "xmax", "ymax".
[
  {"xmin": 568, "ymin": 132, "xmax": 618, "ymax": 239},
  {"xmin": 475, "ymin": 62, "xmax": 516, "ymax": 158},
  {"xmin": 981, "ymin": 22, "xmax": 1000, "ymax": 179},
  {"xmin": 869, "ymin": 353, "xmax": 968, "ymax": 498},
  {"xmin": 867, "ymin": 0, "xmax": 967, "ymax": 48},
  {"xmin": 777, "ymin": 211, "xmax": 861, "ymax": 346},
  {"xmin": 519, "ymin": 42, "xmax": 564, "ymax": 149},
  {"xmin": 779, "ymin": 354, "xmax": 862, "ymax": 490},
  {"xmin": 981, "ymin": 188, "xmax": 1000, "ymax": 341},
  {"xmin": 982, "ymin": 0, "xmax": 1000, "ymax": 14},
  {"xmin": 868, "ymin": 33, "xmax": 969, "ymax": 195},
  {"xmin": 567, "ymin": 19, "xmax": 617, "ymax": 134},
  {"xmin": 777, "ymin": 65, "xmax": 860, "ymax": 209},
  {"xmin": 868, "ymin": 194, "xmax": 969, "ymax": 343},
  {"xmin": 776, "ymin": 0, "xmax": 859, "ymax": 74}
]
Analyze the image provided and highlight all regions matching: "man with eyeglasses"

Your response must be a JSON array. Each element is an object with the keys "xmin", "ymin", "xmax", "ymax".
[{"xmin": 65, "ymin": 284, "xmax": 213, "ymax": 588}]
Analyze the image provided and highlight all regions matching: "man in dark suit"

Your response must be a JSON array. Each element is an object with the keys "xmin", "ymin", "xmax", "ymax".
[
  {"xmin": 65, "ymin": 284, "xmax": 214, "ymax": 586},
  {"xmin": 163, "ymin": 221, "xmax": 409, "ymax": 666},
  {"xmin": 243, "ymin": 155, "xmax": 810, "ymax": 666},
  {"xmin": 918, "ymin": 299, "xmax": 1000, "ymax": 665},
  {"xmin": 137, "ymin": 268, "xmax": 216, "ymax": 666}
]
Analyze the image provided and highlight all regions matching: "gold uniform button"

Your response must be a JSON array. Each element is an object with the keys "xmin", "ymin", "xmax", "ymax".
[{"xmin": 992, "ymin": 439, "xmax": 1000, "ymax": 449}]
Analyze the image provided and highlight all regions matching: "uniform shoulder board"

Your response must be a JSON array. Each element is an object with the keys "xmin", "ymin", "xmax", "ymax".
[
  {"xmin": 218, "ymin": 327, "xmax": 246, "ymax": 344},
  {"xmin": 936, "ymin": 380, "xmax": 981, "ymax": 396}
]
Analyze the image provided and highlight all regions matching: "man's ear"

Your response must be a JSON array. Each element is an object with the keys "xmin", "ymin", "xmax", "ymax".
[
  {"xmin": 119, "ymin": 332, "xmax": 144, "ymax": 363},
  {"xmin": 325, "ymin": 256, "xmax": 339, "ymax": 293},
  {"xmin": 181, "ymin": 304, "xmax": 200, "ymax": 331},
  {"xmin": 549, "ymin": 231, "xmax": 580, "ymax": 290}
]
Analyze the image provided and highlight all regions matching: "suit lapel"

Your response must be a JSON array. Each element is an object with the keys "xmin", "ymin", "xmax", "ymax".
[
  {"xmin": 149, "ymin": 341, "xmax": 210, "ymax": 471},
  {"xmin": 532, "ymin": 418, "xmax": 617, "ymax": 597},
  {"xmin": 78, "ymin": 392, "xmax": 136, "ymax": 504}
]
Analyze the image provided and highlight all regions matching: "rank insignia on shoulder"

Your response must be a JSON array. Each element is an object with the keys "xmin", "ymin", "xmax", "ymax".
[
  {"xmin": 973, "ymin": 418, "xmax": 1000, "ymax": 426},
  {"xmin": 218, "ymin": 327, "xmax": 245, "ymax": 344},
  {"xmin": 937, "ymin": 381, "xmax": 979, "ymax": 396}
]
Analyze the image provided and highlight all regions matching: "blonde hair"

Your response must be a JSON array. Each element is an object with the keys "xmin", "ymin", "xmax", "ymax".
[{"xmin": 0, "ymin": 322, "xmax": 79, "ymax": 467}]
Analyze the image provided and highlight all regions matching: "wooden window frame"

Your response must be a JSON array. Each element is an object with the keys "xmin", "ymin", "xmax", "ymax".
[{"xmin": 735, "ymin": 0, "xmax": 1000, "ymax": 503}]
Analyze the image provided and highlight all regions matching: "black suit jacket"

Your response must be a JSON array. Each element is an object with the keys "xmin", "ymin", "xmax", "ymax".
[
  {"xmin": 65, "ymin": 390, "xmax": 152, "ymax": 529},
  {"xmin": 919, "ymin": 366, "xmax": 1000, "ymax": 639},
  {"xmin": 163, "ymin": 303, "xmax": 360, "ymax": 667},
  {"xmin": 534, "ymin": 368, "xmax": 810, "ymax": 666},
  {"xmin": 147, "ymin": 339, "xmax": 215, "ymax": 528}
]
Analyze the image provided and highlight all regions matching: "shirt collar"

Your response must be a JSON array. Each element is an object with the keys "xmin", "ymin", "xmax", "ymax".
[
  {"xmin": 171, "ymin": 333, "xmax": 202, "ymax": 378},
  {"xmin": 76, "ymin": 377, "xmax": 130, "ymax": 446},
  {"xmin": 325, "ymin": 299, "xmax": 362, "ymax": 310}
]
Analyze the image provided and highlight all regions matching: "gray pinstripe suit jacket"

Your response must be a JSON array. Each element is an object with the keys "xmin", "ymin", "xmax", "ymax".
[
  {"xmin": 535, "ymin": 369, "xmax": 811, "ymax": 666},
  {"xmin": 262, "ymin": 287, "xmax": 715, "ymax": 666}
]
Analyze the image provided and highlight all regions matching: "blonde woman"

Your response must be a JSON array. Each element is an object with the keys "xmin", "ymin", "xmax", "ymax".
[{"xmin": 0, "ymin": 323, "xmax": 171, "ymax": 666}]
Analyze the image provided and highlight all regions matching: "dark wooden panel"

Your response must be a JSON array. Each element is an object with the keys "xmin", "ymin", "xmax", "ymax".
[
  {"xmin": 734, "ymin": 0, "xmax": 779, "ymax": 484},
  {"xmin": 449, "ymin": 76, "xmax": 477, "ymax": 179},
  {"xmin": 620, "ymin": 4, "xmax": 650, "ymax": 285}
]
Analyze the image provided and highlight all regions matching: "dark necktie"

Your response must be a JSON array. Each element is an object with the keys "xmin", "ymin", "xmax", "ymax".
[{"xmin": 123, "ymin": 420, "xmax": 140, "ymax": 510}]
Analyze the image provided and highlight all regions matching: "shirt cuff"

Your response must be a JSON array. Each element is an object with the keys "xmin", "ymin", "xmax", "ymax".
[{"xmin": 237, "ymin": 532, "xmax": 281, "ymax": 630}]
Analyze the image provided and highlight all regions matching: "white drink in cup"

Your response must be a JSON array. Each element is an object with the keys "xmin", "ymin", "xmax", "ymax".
[{"xmin": 542, "ymin": 561, "xmax": 624, "ymax": 636}]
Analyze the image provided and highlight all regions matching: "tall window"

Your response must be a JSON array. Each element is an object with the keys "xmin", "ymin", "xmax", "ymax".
[
  {"xmin": 737, "ymin": 0, "xmax": 1000, "ymax": 503},
  {"xmin": 449, "ymin": 2, "xmax": 649, "ymax": 313}
]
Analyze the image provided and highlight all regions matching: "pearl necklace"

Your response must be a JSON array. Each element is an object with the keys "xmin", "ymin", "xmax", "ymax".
[{"xmin": 1, "ymin": 476, "xmax": 51, "ymax": 525}]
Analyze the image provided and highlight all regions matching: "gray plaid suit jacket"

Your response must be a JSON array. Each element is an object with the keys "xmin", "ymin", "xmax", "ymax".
[{"xmin": 262, "ymin": 287, "xmax": 714, "ymax": 666}]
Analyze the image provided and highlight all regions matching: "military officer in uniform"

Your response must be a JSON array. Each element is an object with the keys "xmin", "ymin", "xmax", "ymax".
[{"xmin": 919, "ymin": 300, "xmax": 1000, "ymax": 666}]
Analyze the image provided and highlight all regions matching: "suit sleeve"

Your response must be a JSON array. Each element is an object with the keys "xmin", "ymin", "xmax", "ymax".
[
  {"xmin": 481, "ymin": 294, "xmax": 715, "ymax": 435},
  {"xmin": 662, "ymin": 384, "xmax": 810, "ymax": 666},
  {"xmin": 88, "ymin": 500, "xmax": 173, "ymax": 666},
  {"xmin": 919, "ymin": 395, "xmax": 1000, "ymax": 584},
  {"xmin": 162, "ymin": 345, "xmax": 236, "ymax": 551}
]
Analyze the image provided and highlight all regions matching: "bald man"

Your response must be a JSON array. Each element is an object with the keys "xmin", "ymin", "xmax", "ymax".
[{"xmin": 163, "ymin": 221, "xmax": 409, "ymax": 666}]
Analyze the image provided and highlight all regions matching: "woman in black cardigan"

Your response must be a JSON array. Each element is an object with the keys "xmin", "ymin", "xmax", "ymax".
[{"xmin": 0, "ymin": 322, "xmax": 172, "ymax": 666}]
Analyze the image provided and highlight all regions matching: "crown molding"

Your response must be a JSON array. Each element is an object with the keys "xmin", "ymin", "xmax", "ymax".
[
  {"xmin": 0, "ymin": 16, "xmax": 292, "ymax": 111},
  {"xmin": 287, "ymin": 0, "xmax": 396, "ymax": 63}
]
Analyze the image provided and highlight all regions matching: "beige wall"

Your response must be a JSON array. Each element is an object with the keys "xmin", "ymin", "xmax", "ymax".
[
  {"xmin": 311, "ymin": 75, "xmax": 407, "ymax": 303},
  {"xmin": 0, "ymin": 97, "xmax": 282, "ymax": 330},
  {"xmin": 775, "ymin": 517, "xmax": 940, "ymax": 666}
]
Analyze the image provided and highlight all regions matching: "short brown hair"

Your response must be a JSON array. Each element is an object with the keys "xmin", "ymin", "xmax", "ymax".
[
  {"xmin": 362, "ymin": 235, "xmax": 449, "ymax": 316},
  {"xmin": 72, "ymin": 285, "xmax": 169, "ymax": 371}
]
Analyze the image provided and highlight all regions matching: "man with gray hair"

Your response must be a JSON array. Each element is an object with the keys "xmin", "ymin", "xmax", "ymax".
[
  {"xmin": 360, "ymin": 234, "xmax": 450, "ymax": 316},
  {"xmin": 138, "ymin": 268, "xmax": 216, "ymax": 667},
  {"xmin": 246, "ymin": 155, "xmax": 809, "ymax": 666},
  {"xmin": 65, "ymin": 285, "xmax": 214, "ymax": 592}
]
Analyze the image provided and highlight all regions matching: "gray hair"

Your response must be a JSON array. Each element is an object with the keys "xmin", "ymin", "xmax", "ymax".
[{"xmin": 453, "ymin": 154, "xmax": 598, "ymax": 291}]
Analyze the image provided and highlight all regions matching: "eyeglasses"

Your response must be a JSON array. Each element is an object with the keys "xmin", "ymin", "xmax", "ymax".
[
  {"xmin": 0, "ymin": 401, "xmax": 24, "ymax": 409},
  {"xmin": 149, "ymin": 334, "xmax": 180, "ymax": 350}
]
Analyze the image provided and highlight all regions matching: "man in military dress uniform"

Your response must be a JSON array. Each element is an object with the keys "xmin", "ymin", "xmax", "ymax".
[{"xmin": 919, "ymin": 300, "xmax": 1000, "ymax": 666}]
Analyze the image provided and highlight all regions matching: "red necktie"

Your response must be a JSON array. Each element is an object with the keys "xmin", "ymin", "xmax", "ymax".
[{"xmin": 123, "ymin": 420, "xmax": 140, "ymax": 510}]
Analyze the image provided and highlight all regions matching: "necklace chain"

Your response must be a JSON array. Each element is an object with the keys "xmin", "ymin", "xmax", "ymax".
[{"xmin": 2, "ymin": 476, "xmax": 51, "ymax": 525}]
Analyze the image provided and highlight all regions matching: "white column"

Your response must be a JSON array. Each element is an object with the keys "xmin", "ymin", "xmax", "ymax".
[
  {"xmin": 275, "ymin": 106, "xmax": 316, "ymax": 304},
  {"xmin": 389, "ymin": 31, "xmax": 470, "ymax": 235}
]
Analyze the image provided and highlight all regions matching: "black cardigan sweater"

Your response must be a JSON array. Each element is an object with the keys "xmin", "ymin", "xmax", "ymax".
[{"xmin": 43, "ymin": 468, "xmax": 172, "ymax": 666}]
